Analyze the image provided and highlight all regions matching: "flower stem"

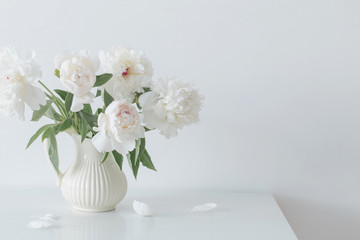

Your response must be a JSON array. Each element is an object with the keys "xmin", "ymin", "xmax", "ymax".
[
  {"xmin": 73, "ymin": 113, "xmax": 79, "ymax": 132},
  {"xmin": 39, "ymin": 80, "xmax": 67, "ymax": 118},
  {"xmin": 38, "ymin": 80, "xmax": 56, "ymax": 97}
]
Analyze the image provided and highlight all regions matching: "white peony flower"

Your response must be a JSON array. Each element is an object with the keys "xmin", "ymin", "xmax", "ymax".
[
  {"xmin": 92, "ymin": 100, "xmax": 145, "ymax": 154},
  {"xmin": 140, "ymin": 77, "xmax": 203, "ymax": 138},
  {"xmin": 55, "ymin": 50, "xmax": 99, "ymax": 112},
  {"xmin": 99, "ymin": 46, "xmax": 153, "ymax": 102},
  {"xmin": 0, "ymin": 46, "xmax": 46, "ymax": 120}
]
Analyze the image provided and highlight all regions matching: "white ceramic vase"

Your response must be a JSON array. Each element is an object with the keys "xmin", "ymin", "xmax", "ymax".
[{"xmin": 44, "ymin": 131, "xmax": 127, "ymax": 212}]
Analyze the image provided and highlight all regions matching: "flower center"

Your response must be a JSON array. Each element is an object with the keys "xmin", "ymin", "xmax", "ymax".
[
  {"xmin": 116, "ymin": 110, "xmax": 130, "ymax": 117},
  {"xmin": 115, "ymin": 104, "xmax": 138, "ymax": 130},
  {"xmin": 122, "ymin": 67, "xmax": 130, "ymax": 76},
  {"xmin": 0, "ymin": 72, "xmax": 24, "ymax": 83}
]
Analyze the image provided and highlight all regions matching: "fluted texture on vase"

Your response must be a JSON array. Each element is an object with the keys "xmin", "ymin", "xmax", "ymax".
[{"xmin": 58, "ymin": 134, "xmax": 127, "ymax": 212}]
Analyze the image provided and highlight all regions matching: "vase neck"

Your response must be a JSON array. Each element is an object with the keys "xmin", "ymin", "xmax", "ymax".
[{"xmin": 69, "ymin": 133, "xmax": 103, "ymax": 163}]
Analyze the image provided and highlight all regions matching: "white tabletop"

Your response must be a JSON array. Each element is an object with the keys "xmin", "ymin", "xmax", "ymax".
[{"xmin": 0, "ymin": 188, "xmax": 297, "ymax": 240}]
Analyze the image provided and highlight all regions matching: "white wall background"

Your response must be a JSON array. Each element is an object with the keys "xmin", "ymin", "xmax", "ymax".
[{"xmin": 0, "ymin": 0, "xmax": 359, "ymax": 239}]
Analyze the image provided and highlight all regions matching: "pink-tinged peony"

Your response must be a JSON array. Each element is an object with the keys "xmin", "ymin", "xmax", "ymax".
[
  {"xmin": 92, "ymin": 100, "xmax": 144, "ymax": 154},
  {"xmin": 55, "ymin": 50, "xmax": 99, "ymax": 112}
]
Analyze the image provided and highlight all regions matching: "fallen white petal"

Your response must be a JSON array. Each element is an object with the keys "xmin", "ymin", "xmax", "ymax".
[
  {"xmin": 191, "ymin": 203, "xmax": 217, "ymax": 212},
  {"xmin": 27, "ymin": 220, "xmax": 53, "ymax": 229},
  {"xmin": 133, "ymin": 200, "xmax": 153, "ymax": 217},
  {"xmin": 39, "ymin": 213, "xmax": 58, "ymax": 221}
]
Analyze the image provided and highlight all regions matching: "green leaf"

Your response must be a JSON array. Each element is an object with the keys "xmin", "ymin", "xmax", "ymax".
[
  {"xmin": 45, "ymin": 107, "xmax": 62, "ymax": 122},
  {"xmin": 79, "ymin": 111, "xmax": 97, "ymax": 127},
  {"xmin": 54, "ymin": 69, "xmax": 60, "ymax": 78},
  {"xmin": 31, "ymin": 100, "xmax": 54, "ymax": 122},
  {"xmin": 136, "ymin": 138, "xmax": 146, "ymax": 160},
  {"xmin": 94, "ymin": 73, "xmax": 113, "ymax": 87},
  {"xmin": 77, "ymin": 111, "xmax": 96, "ymax": 142},
  {"xmin": 126, "ymin": 138, "xmax": 145, "ymax": 179},
  {"xmin": 48, "ymin": 128, "xmax": 59, "ymax": 173},
  {"xmin": 42, "ymin": 127, "xmax": 52, "ymax": 141},
  {"xmin": 79, "ymin": 118, "xmax": 86, "ymax": 142},
  {"xmin": 103, "ymin": 89, "xmax": 114, "ymax": 108},
  {"xmin": 78, "ymin": 117, "xmax": 84, "ymax": 139},
  {"xmin": 83, "ymin": 104, "xmax": 92, "ymax": 114},
  {"xmin": 41, "ymin": 123, "xmax": 61, "ymax": 141},
  {"xmin": 65, "ymin": 92, "xmax": 73, "ymax": 112},
  {"xmin": 101, "ymin": 152, "xmax": 109, "ymax": 164},
  {"xmin": 26, "ymin": 124, "xmax": 54, "ymax": 149},
  {"xmin": 144, "ymin": 126, "xmax": 153, "ymax": 132},
  {"xmin": 54, "ymin": 89, "xmax": 67, "ymax": 100},
  {"xmin": 53, "ymin": 124, "xmax": 62, "ymax": 134},
  {"xmin": 112, "ymin": 151, "xmax": 123, "ymax": 170},
  {"xmin": 140, "ymin": 149, "xmax": 157, "ymax": 171},
  {"xmin": 127, "ymin": 152, "xmax": 140, "ymax": 179},
  {"xmin": 96, "ymin": 108, "xmax": 102, "ymax": 116},
  {"xmin": 143, "ymin": 87, "xmax": 151, "ymax": 92},
  {"xmin": 133, "ymin": 87, "xmax": 151, "ymax": 109},
  {"xmin": 135, "ymin": 100, "xmax": 142, "ymax": 110},
  {"xmin": 95, "ymin": 89, "xmax": 102, "ymax": 97},
  {"xmin": 79, "ymin": 116, "xmax": 91, "ymax": 142},
  {"xmin": 57, "ymin": 118, "xmax": 73, "ymax": 132}
]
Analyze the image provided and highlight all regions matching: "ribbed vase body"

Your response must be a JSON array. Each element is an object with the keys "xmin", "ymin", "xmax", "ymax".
[{"xmin": 58, "ymin": 134, "xmax": 127, "ymax": 212}]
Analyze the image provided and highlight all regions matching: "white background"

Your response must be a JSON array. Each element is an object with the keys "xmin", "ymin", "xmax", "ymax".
[{"xmin": 0, "ymin": 0, "xmax": 359, "ymax": 239}]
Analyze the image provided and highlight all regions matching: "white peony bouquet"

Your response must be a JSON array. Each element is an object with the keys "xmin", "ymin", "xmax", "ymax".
[{"xmin": 0, "ymin": 46, "xmax": 203, "ymax": 178}]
